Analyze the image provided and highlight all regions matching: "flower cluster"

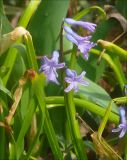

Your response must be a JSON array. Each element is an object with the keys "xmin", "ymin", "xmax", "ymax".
[
  {"xmin": 39, "ymin": 18, "xmax": 97, "ymax": 92},
  {"xmin": 112, "ymin": 107, "xmax": 127, "ymax": 138},
  {"xmin": 39, "ymin": 51, "xmax": 65, "ymax": 84},
  {"xmin": 64, "ymin": 69, "xmax": 89, "ymax": 93},
  {"xmin": 39, "ymin": 51, "xmax": 88, "ymax": 92},
  {"xmin": 64, "ymin": 18, "xmax": 97, "ymax": 60}
]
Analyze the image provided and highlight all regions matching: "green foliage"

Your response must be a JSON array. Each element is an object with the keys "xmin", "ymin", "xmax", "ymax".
[
  {"xmin": 0, "ymin": 0, "xmax": 127, "ymax": 159},
  {"xmin": 28, "ymin": 0, "xmax": 70, "ymax": 55}
]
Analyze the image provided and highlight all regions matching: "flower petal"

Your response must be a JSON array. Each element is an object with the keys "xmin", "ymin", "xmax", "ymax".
[
  {"xmin": 64, "ymin": 18, "xmax": 97, "ymax": 32},
  {"xmin": 73, "ymin": 82, "xmax": 79, "ymax": 92},
  {"xmin": 64, "ymin": 83, "xmax": 74, "ymax": 92},
  {"xmin": 64, "ymin": 26, "xmax": 91, "ymax": 42},
  {"xmin": 64, "ymin": 18, "xmax": 76, "ymax": 24},
  {"xmin": 78, "ymin": 41, "xmax": 96, "ymax": 60},
  {"xmin": 54, "ymin": 63, "xmax": 65, "ymax": 69},
  {"xmin": 119, "ymin": 128, "xmax": 127, "ymax": 138},
  {"xmin": 65, "ymin": 77, "xmax": 74, "ymax": 83},
  {"xmin": 119, "ymin": 107, "xmax": 126, "ymax": 125},
  {"xmin": 46, "ymin": 69, "xmax": 59, "ymax": 84},
  {"xmin": 80, "ymin": 80, "xmax": 89, "ymax": 86},
  {"xmin": 52, "ymin": 51, "xmax": 59, "ymax": 63},
  {"xmin": 66, "ymin": 69, "xmax": 77, "ymax": 77},
  {"xmin": 65, "ymin": 34, "xmax": 78, "ymax": 46},
  {"xmin": 112, "ymin": 127, "xmax": 121, "ymax": 133}
]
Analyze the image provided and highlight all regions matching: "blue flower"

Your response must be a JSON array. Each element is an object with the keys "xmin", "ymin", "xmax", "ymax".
[
  {"xmin": 39, "ymin": 51, "xmax": 65, "ymax": 84},
  {"xmin": 64, "ymin": 26, "xmax": 96, "ymax": 60},
  {"xmin": 64, "ymin": 69, "xmax": 89, "ymax": 93},
  {"xmin": 64, "ymin": 18, "xmax": 97, "ymax": 32},
  {"xmin": 112, "ymin": 107, "xmax": 127, "ymax": 138}
]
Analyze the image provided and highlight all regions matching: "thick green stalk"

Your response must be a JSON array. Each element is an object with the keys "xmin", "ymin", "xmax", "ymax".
[
  {"xmin": 97, "ymin": 40, "xmax": 127, "ymax": 60},
  {"xmin": 44, "ymin": 108, "xmax": 64, "ymax": 160},
  {"xmin": 45, "ymin": 96, "xmax": 119, "ymax": 124},
  {"xmin": 32, "ymin": 74, "xmax": 63, "ymax": 160},
  {"xmin": 2, "ymin": 0, "xmax": 39, "ymax": 86},
  {"xmin": 25, "ymin": 74, "xmax": 45, "ymax": 160},
  {"xmin": 24, "ymin": 33, "xmax": 38, "ymax": 70},
  {"xmin": 90, "ymin": 49, "xmax": 127, "ymax": 90},
  {"xmin": 18, "ymin": 0, "xmax": 41, "ymax": 28},
  {"xmin": 98, "ymin": 101, "xmax": 113, "ymax": 139},
  {"xmin": 64, "ymin": 46, "xmax": 88, "ymax": 160},
  {"xmin": 74, "ymin": 6, "xmax": 106, "ymax": 20}
]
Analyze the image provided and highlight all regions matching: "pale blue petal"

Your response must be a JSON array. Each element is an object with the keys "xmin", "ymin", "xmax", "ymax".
[
  {"xmin": 64, "ymin": 18, "xmax": 97, "ymax": 32},
  {"xmin": 80, "ymin": 80, "xmax": 89, "ymax": 86},
  {"xmin": 78, "ymin": 41, "xmax": 96, "ymax": 60},
  {"xmin": 77, "ymin": 71, "xmax": 86, "ymax": 79},
  {"xmin": 66, "ymin": 34, "xmax": 78, "ymax": 46},
  {"xmin": 119, "ymin": 107, "xmax": 126, "ymax": 125},
  {"xmin": 47, "ymin": 69, "xmax": 59, "ymax": 84},
  {"xmin": 64, "ymin": 26, "xmax": 74, "ymax": 34},
  {"xmin": 119, "ymin": 128, "xmax": 127, "ymax": 138},
  {"xmin": 52, "ymin": 68, "xmax": 58, "ymax": 78},
  {"xmin": 52, "ymin": 51, "xmax": 59, "ymax": 63},
  {"xmin": 64, "ymin": 84, "xmax": 74, "ymax": 92},
  {"xmin": 64, "ymin": 18, "xmax": 76, "ymax": 24},
  {"xmin": 77, "ymin": 21, "xmax": 97, "ymax": 32},
  {"xmin": 66, "ymin": 69, "xmax": 77, "ymax": 77},
  {"xmin": 54, "ymin": 62, "xmax": 65, "ymax": 69},
  {"xmin": 43, "ymin": 56, "xmax": 51, "ymax": 64},
  {"xmin": 73, "ymin": 83, "xmax": 79, "ymax": 92},
  {"xmin": 64, "ymin": 26, "xmax": 90, "ymax": 42},
  {"xmin": 65, "ymin": 77, "xmax": 74, "ymax": 83},
  {"xmin": 112, "ymin": 127, "xmax": 121, "ymax": 133}
]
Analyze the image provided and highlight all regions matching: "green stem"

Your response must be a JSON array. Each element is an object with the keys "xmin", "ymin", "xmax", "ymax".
[
  {"xmin": 24, "ymin": 33, "xmax": 38, "ymax": 70},
  {"xmin": 64, "ymin": 46, "xmax": 88, "ymax": 160},
  {"xmin": 44, "ymin": 108, "xmax": 64, "ymax": 160},
  {"xmin": 32, "ymin": 74, "xmax": 63, "ymax": 160},
  {"xmin": 45, "ymin": 96, "xmax": 119, "ymax": 124},
  {"xmin": 97, "ymin": 40, "xmax": 127, "ymax": 60},
  {"xmin": 18, "ymin": 0, "xmax": 41, "ymax": 28},
  {"xmin": 98, "ymin": 101, "xmax": 113, "ymax": 139},
  {"xmin": 90, "ymin": 49, "xmax": 127, "ymax": 90}
]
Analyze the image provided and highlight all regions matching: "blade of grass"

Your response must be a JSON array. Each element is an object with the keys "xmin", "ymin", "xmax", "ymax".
[
  {"xmin": 43, "ymin": 108, "xmax": 64, "ymax": 160},
  {"xmin": 25, "ymin": 73, "xmax": 45, "ymax": 159},
  {"xmin": 24, "ymin": 33, "xmax": 38, "ymax": 70},
  {"xmin": 16, "ymin": 96, "xmax": 36, "ymax": 159}
]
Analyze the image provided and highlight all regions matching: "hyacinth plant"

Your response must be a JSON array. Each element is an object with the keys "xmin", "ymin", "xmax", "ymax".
[{"xmin": 0, "ymin": 0, "xmax": 127, "ymax": 160}]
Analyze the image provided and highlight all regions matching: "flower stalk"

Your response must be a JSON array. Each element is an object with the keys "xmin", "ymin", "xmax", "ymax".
[{"xmin": 64, "ymin": 46, "xmax": 88, "ymax": 159}]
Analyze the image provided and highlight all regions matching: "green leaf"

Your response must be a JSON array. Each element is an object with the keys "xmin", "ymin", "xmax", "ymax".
[
  {"xmin": 0, "ymin": 78, "xmax": 12, "ymax": 98},
  {"xmin": 116, "ymin": 0, "xmax": 127, "ymax": 19},
  {"xmin": 28, "ymin": 0, "xmax": 69, "ymax": 55},
  {"xmin": 76, "ymin": 78, "xmax": 118, "ymax": 114},
  {"xmin": 31, "ymin": 73, "xmax": 64, "ymax": 160},
  {"xmin": 15, "ymin": 96, "xmax": 36, "ymax": 159},
  {"xmin": 0, "ymin": 0, "xmax": 12, "ymax": 35}
]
